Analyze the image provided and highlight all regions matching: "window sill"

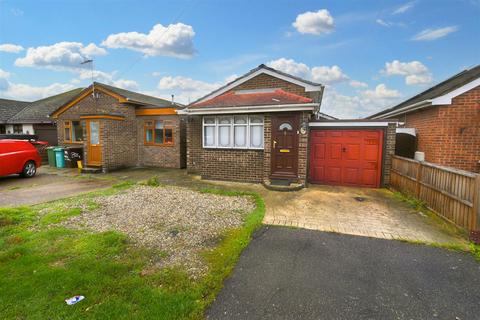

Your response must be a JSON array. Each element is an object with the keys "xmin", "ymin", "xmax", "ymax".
[
  {"xmin": 144, "ymin": 143, "xmax": 175, "ymax": 147},
  {"xmin": 64, "ymin": 141, "xmax": 84, "ymax": 144},
  {"xmin": 203, "ymin": 146, "xmax": 264, "ymax": 151}
]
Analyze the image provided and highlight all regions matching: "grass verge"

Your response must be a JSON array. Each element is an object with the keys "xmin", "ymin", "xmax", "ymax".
[{"xmin": 0, "ymin": 183, "xmax": 264, "ymax": 319}]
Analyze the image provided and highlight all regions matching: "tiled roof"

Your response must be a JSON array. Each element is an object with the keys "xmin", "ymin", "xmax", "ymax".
[
  {"xmin": 94, "ymin": 82, "xmax": 179, "ymax": 108},
  {"xmin": 191, "ymin": 88, "xmax": 313, "ymax": 108},
  {"xmin": 0, "ymin": 98, "xmax": 30, "ymax": 123},
  {"xmin": 9, "ymin": 88, "xmax": 83, "ymax": 123},
  {"xmin": 368, "ymin": 64, "xmax": 480, "ymax": 118},
  {"xmin": 189, "ymin": 64, "xmax": 323, "ymax": 106}
]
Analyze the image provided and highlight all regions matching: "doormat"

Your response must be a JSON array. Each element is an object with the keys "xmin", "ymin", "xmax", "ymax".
[{"xmin": 270, "ymin": 179, "xmax": 291, "ymax": 186}]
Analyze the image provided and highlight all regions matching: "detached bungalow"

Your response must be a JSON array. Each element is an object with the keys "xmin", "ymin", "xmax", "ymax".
[
  {"xmin": 369, "ymin": 64, "xmax": 480, "ymax": 173},
  {"xmin": 181, "ymin": 64, "xmax": 328, "ymax": 185},
  {"xmin": 50, "ymin": 82, "xmax": 186, "ymax": 172},
  {"xmin": 181, "ymin": 64, "xmax": 397, "ymax": 188}
]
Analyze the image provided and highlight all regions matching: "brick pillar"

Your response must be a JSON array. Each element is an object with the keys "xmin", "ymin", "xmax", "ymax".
[
  {"xmin": 383, "ymin": 122, "xmax": 397, "ymax": 185},
  {"xmin": 186, "ymin": 115, "xmax": 202, "ymax": 173},
  {"xmin": 263, "ymin": 114, "xmax": 272, "ymax": 182}
]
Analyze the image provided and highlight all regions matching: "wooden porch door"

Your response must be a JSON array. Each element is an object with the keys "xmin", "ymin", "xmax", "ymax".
[
  {"xmin": 86, "ymin": 120, "xmax": 102, "ymax": 166},
  {"xmin": 270, "ymin": 114, "xmax": 299, "ymax": 179}
]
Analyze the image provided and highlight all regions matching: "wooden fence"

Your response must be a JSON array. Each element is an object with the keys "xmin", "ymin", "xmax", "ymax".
[{"xmin": 390, "ymin": 155, "xmax": 480, "ymax": 232}]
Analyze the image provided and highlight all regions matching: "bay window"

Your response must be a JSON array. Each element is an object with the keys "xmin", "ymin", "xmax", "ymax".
[{"xmin": 202, "ymin": 115, "xmax": 264, "ymax": 149}]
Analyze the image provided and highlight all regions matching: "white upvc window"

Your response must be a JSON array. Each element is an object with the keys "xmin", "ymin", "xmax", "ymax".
[{"xmin": 202, "ymin": 115, "xmax": 264, "ymax": 149}]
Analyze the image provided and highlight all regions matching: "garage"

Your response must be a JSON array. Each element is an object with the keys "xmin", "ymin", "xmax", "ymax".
[{"xmin": 308, "ymin": 121, "xmax": 396, "ymax": 188}]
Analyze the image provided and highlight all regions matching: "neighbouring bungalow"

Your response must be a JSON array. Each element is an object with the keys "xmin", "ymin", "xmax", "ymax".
[
  {"xmin": 5, "ymin": 89, "xmax": 83, "ymax": 145},
  {"xmin": 0, "ymin": 98, "xmax": 30, "ymax": 134},
  {"xmin": 50, "ymin": 82, "xmax": 186, "ymax": 172},
  {"xmin": 369, "ymin": 64, "xmax": 480, "ymax": 173}
]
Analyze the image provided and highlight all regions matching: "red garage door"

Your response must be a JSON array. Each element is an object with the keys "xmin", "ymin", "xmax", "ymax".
[{"xmin": 309, "ymin": 130, "xmax": 384, "ymax": 187}]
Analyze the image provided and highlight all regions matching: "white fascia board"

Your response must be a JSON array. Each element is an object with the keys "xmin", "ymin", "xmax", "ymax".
[
  {"xmin": 370, "ymin": 100, "xmax": 432, "ymax": 119},
  {"xmin": 309, "ymin": 121, "xmax": 392, "ymax": 127},
  {"xmin": 182, "ymin": 103, "xmax": 317, "ymax": 115},
  {"xmin": 431, "ymin": 77, "xmax": 480, "ymax": 105},
  {"xmin": 195, "ymin": 68, "xmax": 322, "ymax": 104}
]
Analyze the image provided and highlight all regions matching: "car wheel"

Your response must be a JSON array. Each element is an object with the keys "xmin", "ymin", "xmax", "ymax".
[{"xmin": 21, "ymin": 161, "xmax": 36, "ymax": 178}]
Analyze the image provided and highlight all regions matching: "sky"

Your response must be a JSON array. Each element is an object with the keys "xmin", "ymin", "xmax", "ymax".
[{"xmin": 0, "ymin": 0, "xmax": 479, "ymax": 118}]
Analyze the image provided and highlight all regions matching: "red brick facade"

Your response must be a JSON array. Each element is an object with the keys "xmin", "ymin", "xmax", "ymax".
[
  {"xmin": 404, "ymin": 86, "xmax": 480, "ymax": 173},
  {"xmin": 186, "ymin": 74, "xmax": 313, "ymax": 184},
  {"xmin": 56, "ymin": 91, "xmax": 185, "ymax": 171}
]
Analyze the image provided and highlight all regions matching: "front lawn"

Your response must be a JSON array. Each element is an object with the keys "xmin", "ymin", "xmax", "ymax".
[{"xmin": 0, "ymin": 182, "xmax": 265, "ymax": 319}]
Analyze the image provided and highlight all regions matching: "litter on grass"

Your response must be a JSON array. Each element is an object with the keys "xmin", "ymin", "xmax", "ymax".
[{"xmin": 65, "ymin": 295, "xmax": 85, "ymax": 305}]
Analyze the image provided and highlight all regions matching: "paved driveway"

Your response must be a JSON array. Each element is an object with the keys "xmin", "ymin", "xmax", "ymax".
[
  {"xmin": 207, "ymin": 226, "xmax": 480, "ymax": 320},
  {"xmin": 0, "ymin": 167, "xmax": 113, "ymax": 207},
  {"xmin": 261, "ymin": 185, "xmax": 463, "ymax": 245}
]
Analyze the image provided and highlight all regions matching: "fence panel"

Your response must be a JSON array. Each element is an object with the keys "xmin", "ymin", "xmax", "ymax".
[{"xmin": 390, "ymin": 155, "xmax": 479, "ymax": 232}]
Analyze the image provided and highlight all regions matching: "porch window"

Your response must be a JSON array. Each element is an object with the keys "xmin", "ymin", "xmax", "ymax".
[
  {"xmin": 144, "ymin": 120, "xmax": 174, "ymax": 146},
  {"xmin": 13, "ymin": 124, "xmax": 23, "ymax": 134},
  {"xmin": 202, "ymin": 115, "xmax": 264, "ymax": 149},
  {"xmin": 64, "ymin": 120, "xmax": 84, "ymax": 143}
]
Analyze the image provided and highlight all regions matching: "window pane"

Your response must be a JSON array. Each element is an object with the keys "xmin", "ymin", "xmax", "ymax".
[
  {"xmin": 250, "ymin": 115, "xmax": 263, "ymax": 124},
  {"xmin": 165, "ymin": 127, "xmax": 173, "ymax": 144},
  {"xmin": 279, "ymin": 122, "xmax": 293, "ymax": 131},
  {"xmin": 234, "ymin": 116, "xmax": 247, "ymax": 124},
  {"xmin": 203, "ymin": 117, "xmax": 215, "ymax": 124},
  {"xmin": 250, "ymin": 125, "xmax": 263, "ymax": 148},
  {"xmin": 155, "ymin": 121, "xmax": 164, "ymax": 144},
  {"xmin": 204, "ymin": 126, "xmax": 215, "ymax": 146},
  {"xmin": 218, "ymin": 126, "xmax": 231, "ymax": 147},
  {"xmin": 72, "ymin": 121, "xmax": 83, "ymax": 142},
  {"xmin": 145, "ymin": 128, "xmax": 153, "ymax": 143},
  {"xmin": 234, "ymin": 125, "xmax": 247, "ymax": 147},
  {"xmin": 64, "ymin": 127, "xmax": 71, "ymax": 141},
  {"xmin": 89, "ymin": 121, "xmax": 100, "ymax": 144},
  {"xmin": 218, "ymin": 116, "xmax": 232, "ymax": 125}
]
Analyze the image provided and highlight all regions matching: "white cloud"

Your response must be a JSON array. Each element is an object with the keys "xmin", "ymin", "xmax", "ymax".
[
  {"xmin": 102, "ymin": 23, "xmax": 196, "ymax": 58},
  {"xmin": 0, "ymin": 69, "xmax": 10, "ymax": 91},
  {"xmin": 1, "ymin": 81, "xmax": 75, "ymax": 101},
  {"xmin": 0, "ymin": 43, "xmax": 24, "ymax": 53},
  {"xmin": 361, "ymin": 84, "xmax": 401, "ymax": 99},
  {"xmin": 376, "ymin": 19, "xmax": 391, "ymax": 27},
  {"xmin": 267, "ymin": 58, "xmax": 353, "ymax": 86},
  {"xmin": 156, "ymin": 75, "xmax": 234, "ymax": 104},
  {"xmin": 111, "ymin": 79, "xmax": 139, "ymax": 91},
  {"xmin": 293, "ymin": 9, "xmax": 335, "ymax": 35},
  {"xmin": 311, "ymin": 65, "xmax": 349, "ymax": 84},
  {"xmin": 383, "ymin": 60, "xmax": 432, "ymax": 85},
  {"xmin": 411, "ymin": 26, "xmax": 458, "ymax": 41},
  {"xmin": 322, "ymin": 85, "xmax": 401, "ymax": 119},
  {"xmin": 0, "ymin": 68, "xmax": 10, "ymax": 79},
  {"xmin": 392, "ymin": 1, "xmax": 415, "ymax": 14},
  {"xmin": 349, "ymin": 80, "xmax": 368, "ymax": 88},
  {"xmin": 15, "ymin": 41, "xmax": 107, "ymax": 72},
  {"xmin": 267, "ymin": 58, "xmax": 310, "ymax": 78}
]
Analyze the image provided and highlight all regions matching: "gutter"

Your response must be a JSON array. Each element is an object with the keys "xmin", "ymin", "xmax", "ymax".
[{"xmin": 178, "ymin": 103, "xmax": 319, "ymax": 115}]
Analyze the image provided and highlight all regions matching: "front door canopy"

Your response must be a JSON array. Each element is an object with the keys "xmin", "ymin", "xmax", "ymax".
[{"xmin": 270, "ymin": 114, "xmax": 300, "ymax": 179}]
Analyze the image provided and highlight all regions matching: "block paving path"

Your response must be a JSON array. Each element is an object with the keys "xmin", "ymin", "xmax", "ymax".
[{"xmin": 261, "ymin": 184, "xmax": 464, "ymax": 245}]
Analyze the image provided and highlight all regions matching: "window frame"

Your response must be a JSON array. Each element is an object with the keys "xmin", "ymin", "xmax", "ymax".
[
  {"xmin": 64, "ymin": 120, "xmax": 84, "ymax": 144},
  {"xmin": 202, "ymin": 115, "xmax": 264, "ymax": 150},
  {"xmin": 144, "ymin": 120, "xmax": 174, "ymax": 146}
]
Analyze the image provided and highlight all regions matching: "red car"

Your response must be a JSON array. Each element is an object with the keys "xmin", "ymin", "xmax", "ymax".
[{"xmin": 0, "ymin": 140, "xmax": 45, "ymax": 178}]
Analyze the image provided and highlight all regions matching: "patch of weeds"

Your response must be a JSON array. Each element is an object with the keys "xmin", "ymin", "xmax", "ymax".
[
  {"xmin": 146, "ymin": 176, "xmax": 160, "ymax": 187},
  {"xmin": 7, "ymin": 186, "xmax": 20, "ymax": 191},
  {"xmin": 112, "ymin": 180, "xmax": 135, "ymax": 190},
  {"xmin": 0, "ymin": 207, "xmax": 37, "ymax": 227},
  {"xmin": 470, "ymin": 244, "xmax": 480, "ymax": 261},
  {"xmin": 391, "ymin": 191, "xmax": 468, "ymax": 238},
  {"xmin": 397, "ymin": 238, "xmax": 470, "ymax": 252}
]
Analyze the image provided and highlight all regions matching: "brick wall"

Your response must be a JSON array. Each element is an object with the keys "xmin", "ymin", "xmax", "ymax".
[
  {"xmin": 56, "ymin": 91, "xmax": 186, "ymax": 171},
  {"xmin": 405, "ymin": 86, "xmax": 480, "ymax": 173},
  {"xmin": 136, "ymin": 115, "xmax": 184, "ymax": 168},
  {"xmin": 186, "ymin": 115, "xmax": 202, "ymax": 173},
  {"xmin": 229, "ymin": 73, "xmax": 310, "ymax": 98}
]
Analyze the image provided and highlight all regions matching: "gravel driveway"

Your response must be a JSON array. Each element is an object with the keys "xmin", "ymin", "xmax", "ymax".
[{"xmin": 63, "ymin": 185, "xmax": 255, "ymax": 276}]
